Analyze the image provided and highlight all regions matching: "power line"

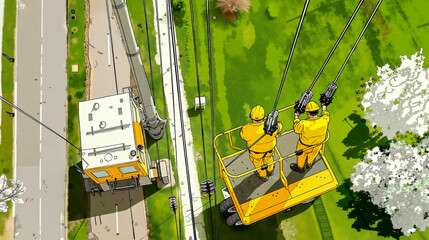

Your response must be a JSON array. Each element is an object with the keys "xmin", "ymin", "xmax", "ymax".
[
  {"xmin": 166, "ymin": 0, "xmax": 198, "ymax": 238},
  {"xmin": 152, "ymin": 0, "xmax": 181, "ymax": 238},
  {"xmin": 308, "ymin": 0, "xmax": 364, "ymax": 91},
  {"xmin": 226, "ymin": 0, "xmax": 310, "ymax": 170},
  {"xmin": 205, "ymin": 0, "xmax": 218, "ymax": 238},
  {"xmin": 273, "ymin": 0, "xmax": 310, "ymax": 111},
  {"xmin": 165, "ymin": 0, "xmax": 184, "ymax": 238},
  {"xmin": 334, "ymin": 0, "xmax": 383, "ymax": 84},
  {"xmin": 188, "ymin": 0, "xmax": 215, "ymax": 238},
  {"xmin": 0, "ymin": 96, "xmax": 80, "ymax": 151}
]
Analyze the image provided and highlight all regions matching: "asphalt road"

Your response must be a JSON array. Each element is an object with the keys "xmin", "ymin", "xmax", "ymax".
[
  {"xmin": 88, "ymin": 0, "xmax": 130, "ymax": 99},
  {"xmin": 87, "ymin": 1, "xmax": 148, "ymax": 239},
  {"xmin": 14, "ymin": 0, "xmax": 67, "ymax": 239}
]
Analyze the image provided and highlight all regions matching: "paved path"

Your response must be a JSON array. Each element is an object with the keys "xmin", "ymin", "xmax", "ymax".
[
  {"xmin": 87, "ymin": 1, "xmax": 149, "ymax": 239},
  {"xmin": 89, "ymin": 190, "xmax": 149, "ymax": 240},
  {"xmin": 88, "ymin": 0, "xmax": 130, "ymax": 99},
  {"xmin": 153, "ymin": 0, "xmax": 207, "ymax": 239},
  {"xmin": 14, "ymin": 0, "xmax": 67, "ymax": 239}
]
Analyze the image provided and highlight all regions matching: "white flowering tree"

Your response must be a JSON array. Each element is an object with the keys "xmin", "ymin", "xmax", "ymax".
[
  {"xmin": 0, "ymin": 174, "xmax": 26, "ymax": 213},
  {"xmin": 350, "ymin": 139, "xmax": 429, "ymax": 235},
  {"xmin": 361, "ymin": 49, "xmax": 429, "ymax": 139}
]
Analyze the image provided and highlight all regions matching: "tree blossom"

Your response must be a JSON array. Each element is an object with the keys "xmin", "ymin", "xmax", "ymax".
[
  {"xmin": 351, "ymin": 139, "xmax": 429, "ymax": 235},
  {"xmin": 361, "ymin": 49, "xmax": 429, "ymax": 139}
]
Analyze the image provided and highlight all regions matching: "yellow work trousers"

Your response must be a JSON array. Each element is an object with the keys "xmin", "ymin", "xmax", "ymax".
[
  {"xmin": 249, "ymin": 151, "xmax": 274, "ymax": 178},
  {"xmin": 296, "ymin": 141, "xmax": 322, "ymax": 169}
]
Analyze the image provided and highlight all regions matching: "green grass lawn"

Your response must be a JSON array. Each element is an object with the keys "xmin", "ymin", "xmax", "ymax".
[
  {"xmin": 66, "ymin": 0, "xmax": 87, "ymax": 239},
  {"xmin": 0, "ymin": 0, "xmax": 16, "ymax": 236},
  {"xmin": 172, "ymin": 0, "xmax": 429, "ymax": 239},
  {"xmin": 0, "ymin": 0, "xmax": 16, "ymax": 237}
]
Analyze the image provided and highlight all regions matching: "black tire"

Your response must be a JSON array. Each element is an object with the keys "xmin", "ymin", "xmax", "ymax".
[
  {"xmin": 226, "ymin": 213, "xmax": 243, "ymax": 227},
  {"xmin": 300, "ymin": 196, "xmax": 320, "ymax": 205},
  {"xmin": 219, "ymin": 198, "xmax": 236, "ymax": 213},
  {"xmin": 283, "ymin": 206, "xmax": 295, "ymax": 213}
]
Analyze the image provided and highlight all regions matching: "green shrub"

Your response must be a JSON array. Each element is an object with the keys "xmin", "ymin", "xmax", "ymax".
[{"xmin": 267, "ymin": 2, "xmax": 279, "ymax": 19}]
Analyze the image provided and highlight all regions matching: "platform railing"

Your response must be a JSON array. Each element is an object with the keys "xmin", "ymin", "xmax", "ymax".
[{"xmin": 214, "ymin": 104, "xmax": 330, "ymax": 179}]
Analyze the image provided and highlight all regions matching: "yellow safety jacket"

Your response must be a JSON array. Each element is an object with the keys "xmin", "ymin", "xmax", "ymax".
[
  {"xmin": 293, "ymin": 110, "xmax": 330, "ymax": 145},
  {"xmin": 240, "ymin": 122, "xmax": 283, "ymax": 153}
]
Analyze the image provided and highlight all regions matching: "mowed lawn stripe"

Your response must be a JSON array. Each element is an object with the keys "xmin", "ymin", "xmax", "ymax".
[{"xmin": 175, "ymin": 0, "xmax": 429, "ymax": 239}]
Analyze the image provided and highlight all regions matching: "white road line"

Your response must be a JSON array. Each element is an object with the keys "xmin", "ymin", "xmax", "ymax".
[
  {"xmin": 39, "ymin": 198, "xmax": 42, "ymax": 237},
  {"xmin": 39, "ymin": 158, "xmax": 41, "ymax": 191},
  {"xmin": 115, "ymin": 204, "xmax": 119, "ymax": 235},
  {"xmin": 107, "ymin": 33, "xmax": 111, "ymax": 66},
  {"xmin": 60, "ymin": 212, "xmax": 64, "ymax": 240},
  {"xmin": 40, "ymin": 0, "xmax": 43, "ymax": 38},
  {"xmin": 39, "ymin": 0, "xmax": 43, "ymax": 234}
]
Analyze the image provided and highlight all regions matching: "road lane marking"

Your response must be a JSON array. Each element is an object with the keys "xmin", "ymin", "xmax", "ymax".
[
  {"xmin": 61, "ymin": 212, "xmax": 64, "ymax": 240},
  {"xmin": 115, "ymin": 204, "xmax": 119, "ymax": 235},
  {"xmin": 39, "ymin": 197, "xmax": 42, "ymax": 237},
  {"xmin": 107, "ymin": 33, "xmax": 111, "ymax": 66},
  {"xmin": 41, "ymin": 0, "xmax": 43, "ymax": 38}
]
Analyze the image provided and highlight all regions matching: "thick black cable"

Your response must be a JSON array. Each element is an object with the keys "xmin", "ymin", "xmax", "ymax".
[
  {"xmin": 334, "ymin": 0, "xmax": 383, "ymax": 83},
  {"xmin": 188, "ymin": 0, "xmax": 215, "ymax": 238},
  {"xmin": 226, "ymin": 1, "xmax": 310, "ymax": 170},
  {"xmin": 145, "ymin": 0, "xmax": 181, "ymax": 238},
  {"xmin": 0, "ymin": 96, "xmax": 80, "ymax": 151},
  {"xmin": 272, "ymin": 0, "xmax": 309, "ymax": 111},
  {"xmin": 308, "ymin": 0, "xmax": 364, "ymax": 91},
  {"xmin": 105, "ymin": 0, "xmax": 119, "ymax": 94},
  {"xmin": 151, "ymin": 0, "xmax": 181, "ymax": 239},
  {"xmin": 167, "ymin": 0, "xmax": 198, "ymax": 238},
  {"xmin": 165, "ymin": 1, "xmax": 183, "ymax": 238},
  {"xmin": 205, "ymin": 0, "xmax": 218, "ymax": 238}
]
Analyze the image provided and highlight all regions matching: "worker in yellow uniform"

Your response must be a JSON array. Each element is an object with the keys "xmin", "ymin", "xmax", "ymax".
[
  {"xmin": 290, "ymin": 101, "xmax": 330, "ymax": 173},
  {"xmin": 240, "ymin": 105, "xmax": 283, "ymax": 181}
]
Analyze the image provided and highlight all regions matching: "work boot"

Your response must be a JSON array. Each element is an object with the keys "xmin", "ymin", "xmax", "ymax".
[
  {"xmin": 267, "ymin": 165, "xmax": 275, "ymax": 177},
  {"xmin": 254, "ymin": 171, "xmax": 268, "ymax": 182},
  {"xmin": 306, "ymin": 162, "xmax": 313, "ymax": 171},
  {"xmin": 290, "ymin": 163, "xmax": 305, "ymax": 173}
]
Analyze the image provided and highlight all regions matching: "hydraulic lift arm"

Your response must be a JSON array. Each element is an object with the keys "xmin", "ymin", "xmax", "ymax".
[{"xmin": 110, "ymin": 0, "xmax": 167, "ymax": 140}]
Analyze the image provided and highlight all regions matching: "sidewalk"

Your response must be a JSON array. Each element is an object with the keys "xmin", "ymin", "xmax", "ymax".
[{"xmin": 153, "ymin": 0, "xmax": 207, "ymax": 239}]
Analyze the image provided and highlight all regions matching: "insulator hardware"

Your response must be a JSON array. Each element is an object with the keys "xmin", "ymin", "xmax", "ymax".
[
  {"xmin": 294, "ymin": 90, "xmax": 313, "ymax": 114},
  {"xmin": 320, "ymin": 83, "xmax": 338, "ymax": 106},
  {"xmin": 169, "ymin": 196, "xmax": 178, "ymax": 212},
  {"xmin": 264, "ymin": 110, "xmax": 279, "ymax": 136},
  {"xmin": 200, "ymin": 180, "xmax": 215, "ymax": 196}
]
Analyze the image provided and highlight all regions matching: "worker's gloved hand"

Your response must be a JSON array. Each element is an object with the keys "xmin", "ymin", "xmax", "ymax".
[
  {"xmin": 320, "ymin": 93, "xmax": 333, "ymax": 106},
  {"xmin": 294, "ymin": 90, "xmax": 313, "ymax": 114},
  {"xmin": 320, "ymin": 83, "xmax": 337, "ymax": 106},
  {"xmin": 264, "ymin": 110, "xmax": 279, "ymax": 136}
]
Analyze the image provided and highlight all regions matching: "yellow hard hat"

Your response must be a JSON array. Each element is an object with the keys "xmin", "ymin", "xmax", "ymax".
[
  {"xmin": 305, "ymin": 101, "xmax": 320, "ymax": 112},
  {"xmin": 250, "ymin": 105, "xmax": 265, "ymax": 121}
]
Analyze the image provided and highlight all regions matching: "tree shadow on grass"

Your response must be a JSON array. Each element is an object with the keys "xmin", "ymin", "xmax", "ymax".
[
  {"xmin": 342, "ymin": 113, "xmax": 390, "ymax": 159},
  {"xmin": 336, "ymin": 179, "xmax": 403, "ymax": 239}
]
